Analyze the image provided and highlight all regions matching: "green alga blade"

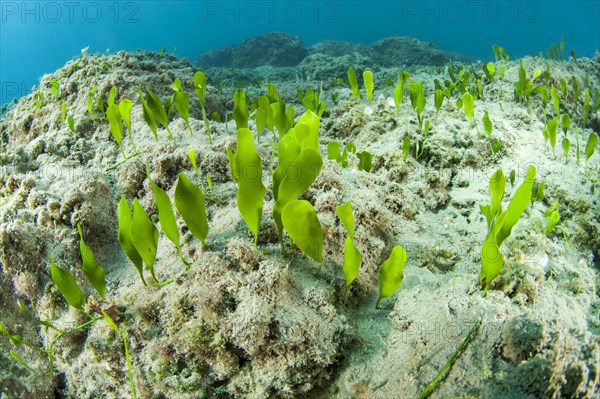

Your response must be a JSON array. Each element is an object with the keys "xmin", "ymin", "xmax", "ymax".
[
  {"xmin": 106, "ymin": 104, "xmax": 123, "ymax": 145},
  {"xmin": 193, "ymin": 71, "xmax": 207, "ymax": 107},
  {"xmin": 273, "ymin": 148, "xmax": 323, "ymax": 237},
  {"xmin": 147, "ymin": 167, "xmax": 185, "ymax": 265},
  {"xmin": 61, "ymin": 103, "xmax": 67, "ymax": 125},
  {"xmin": 136, "ymin": 88, "xmax": 158, "ymax": 139},
  {"xmin": 107, "ymin": 86, "xmax": 117, "ymax": 107},
  {"xmin": 483, "ymin": 111, "xmax": 492, "ymax": 136},
  {"xmin": 562, "ymin": 137, "xmax": 571, "ymax": 162},
  {"xmin": 187, "ymin": 148, "xmax": 203, "ymax": 181},
  {"xmin": 544, "ymin": 210, "xmax": 560, "ymax": 236},
  {"xmin": 266, "ymin": 82, "xmax": 280, "ymax": 102},
  {"xmin": 77, "ymin": 224, "xmax": 106, "ymax": 300},
  {"xmin": 377, "ymin": 245, "xmax": 408, "ymax": 308},
  {"xmin": 551, "ymin": 86, "xmax": 560, "ymax": 115},
  {"xmin": 67, "ymin": 115, "xmax": 75, "ymax": 132},
  {"xmin": 363, "ymin": 70, "xmax": 374, "ymax": 103},
  {"xmin": 342, "ymin": 236, "xmax": 361, "ymax": 299},
  {"xmin": 282, "ymin": 200, "xmax": 323, "ymax": 271},
  {"xmin": 119, "ymin": 99, "xmax": 133, "ymax": 133},
  {"xmin": 561, "ymin": 114, "xmax": 571, "ymax": 135},
  {"xmin": 273, "ymin": 100, "xmax": 288, "ymax": 138},
  {"xmin": 480, "ymin": 213, "xmax": 506, "ymax": 296},
  {"xmin": 585, "ymin": 132, "xmax": 598, "ymax": 163},
  {"xmin": 479, "ymin": 204, "xmax": 493, "ymax": 230},
  {"xmin": 348, "ymin": 67, "xmax": 361, "ymax": 98},
  {"xmin": 256, "ymin": 105, "xmax": 268, "ymax": 136},
  {"xmin": 463, "ymin": 92, "xmax": 474, "ymax": 122},
  {"xmin": 489, "ymin": 169, "xmax": 505, "ymax": 217},
  {"xmin": 336, "ymin": 201, "xmax": 355, "ymax": 238},
  {"xmin": 130, "ymin": 198, "xmax": 159, "ymax": 279},
  {"xmin": 50, "ymin": 261, "xmax": 86, "ymax": 311},
  {"xmin": 336, "ymin": 201, "xmax": 361, "ymax": 297},
  {"xmin": 277, "ymin": 148, "xmax": 323, "ymax": 204},
  {"xmin": 496, "ymin": 166, "xmax": 536, "ymax": 246},
  {"xmin": 272, "ymin": 130, "xmax": 301, "ymax": 201},
  {"xmin": 103, "ymin": 310, "xmax": 119, "ymax": 332},
  {"xmin": 227, "ymin": 146, "xmax": 238, "ymax": 182},
  {"xmin": 402, "ymin": 137, "xmax": 411, "ymax": 157},
  {"xmin": 256, "ymin": 96, "xmax": 269, "ymax": 136},
  {"xmin": 117, "ymin": 196, "xmax": 146, "ymax": 285},
  {"xmin": 548, "ymin": 118, "xmax": 558, "ymax": 150},
  {"xmin": 393, "ymin": 74, "xmax": 405, "ymax": 112},
  {"xmin": 286, "ymin": 105, "xmax": 295, "ymax": 129},
  {"xmin": 235, "ymin": 128, "xmax": 266, "ymax": 242},
  {"xmin": 357, "ymin": 151, "xmax": 372, "ymax": 172},
  {"xmin": 233, "ymin": 89, "xmax": 249, "ymax": 130},
  {"xmin": 175, "ymin": 172, "xmax": 209, "ymax": 245},
  {"xmin": 9, "ymin": 350, "xmax": 35, "ymax": 371},
  {"xmin": 295, "ymin": 110, "xmax": 320, "ymax": 151},
  {"xmin": 264, "ymin": 97, "xmax": 275, "ymax": 131},
  {"xmin": 171, "ymin": 77, "xmax": 184, "ymax": 93},
  {"xmin": 435, "ymin": 89, "xmax": 444, "ymax": 112},
  {"xmin": 51, "ymin": 79, "xmax": 59, "ymax": 99},
  {"xmin": 327, "ymin": 141, "xmax": 341, "ymax": 161},
  {"xmin": 144, "ymin": 84, "xmax": 171, "ymax": 139},
  {"xmin": 119, "ymin": 98, "xmax": 137, "ymax": 153},
  {"xmin": 173, "ymin": 91, "xmax": 192, "ymax": 136}
]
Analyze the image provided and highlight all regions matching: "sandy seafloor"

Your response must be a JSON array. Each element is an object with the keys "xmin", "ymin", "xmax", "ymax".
[{"xmin": 0, "ymin": 36, "xmax": 599, "ymax": 399}]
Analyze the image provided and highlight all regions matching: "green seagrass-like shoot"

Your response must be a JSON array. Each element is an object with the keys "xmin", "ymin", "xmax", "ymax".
[
  {"xmin": 363, "ymin": 70, "xmax": 374, "ymax": 103},
  {"xmin": 50, "ymin": 261, "xmax": 86, "ymax": 312},
  {"xmin": 118, "ymin": 98, "xmax": 137, "ymax": 154},
  {"xmin": 231, "ymin": 128, "xmax": 266, "ymax": 245},
  {"xmin": 77, "ymin": 224, "xmax": 106, "ymax": 300},
  {"xmin": 585, "ymin": 132, "xmax": 598, "ymax": 167},
  {"xmin": 233, "ymin": 89, "xmax": 249, "ymax": 130},
  {"xmin": 147, "ymin": 166, "xmax": 189, "ymax": 268},
  {"xmin": 106, "ymin": 104, "xmax": 127, "ymax": 159},
  {"xmin": 272, "ymin": 111, "xmax": 323, "ymax": 247},
  {"xmin": 376, "ymin": 245, "xmax": 408, "ymax": 309},
  {"xmin": 282, "ymin": 200, "xmax": 324, "ymax": 274},
  {"xmin": 171, "ymin": 77, "xmax": 193, "ymax": 137},
  {"xmin": 193, "ymin": 71, "xmax": 212, "ymax": 143},
  {"xmin": 348, "ymin": 67, "xmax": 361, "ymax": 98},
  {"xmin": 174, "ymin": 172, "xmax": 209, "ymax": 245},
  {"xmin": 479, "ymin": 166, "xmax": 536, "ymax": 296},
  {"xmin": 144, "ymin": 83, "xmax": 173, "ymax": 139},
  {"xmin": 130, "ymin": 198, "xmax": 159, "ymax": 282},
  {"xmin": 117, "ymin": 196, "xmax": 146, "ymax": 285},
  {"xmin": 336, "ymin": 201, "xmax": 361, "ymax": 299},
  {"xmin": 393, "ymin": 70, "xmax": 410, "ymax": 113}
]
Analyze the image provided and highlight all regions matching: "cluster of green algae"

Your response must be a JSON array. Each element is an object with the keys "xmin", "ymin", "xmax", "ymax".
[{"xmin": 0, "ymin": 40, "xmax": 599, "ymax": 397}]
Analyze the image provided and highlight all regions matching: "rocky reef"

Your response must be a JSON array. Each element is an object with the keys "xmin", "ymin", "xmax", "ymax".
[
  {"xmin": 195, "ymin": 32, "xmax": 470, "ymax": 84},
  {"xmin": 196, "ymin": 31, "xmax": 308, "ymax": 69},
  {"xmin": 0, "ymin": 32, "xmax": 599, "ymax": 399}
]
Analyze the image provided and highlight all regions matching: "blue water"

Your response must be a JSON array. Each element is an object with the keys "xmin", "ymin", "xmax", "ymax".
[{"xmin": 1, "ymin": 0, "xmax": 599, "ymax": 104}]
